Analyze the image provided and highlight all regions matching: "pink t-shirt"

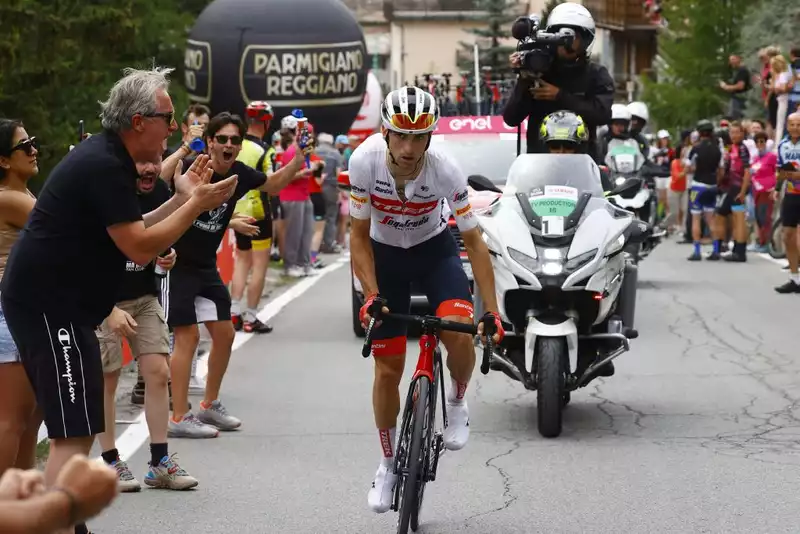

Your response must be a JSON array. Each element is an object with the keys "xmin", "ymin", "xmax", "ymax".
[
  {"xmin": 750, "ymin": 151, "xmax": 777, "ymax": 193},
  {"xmin": 278, "ymin": 146, "xmax": 319, "ymax": 202}
]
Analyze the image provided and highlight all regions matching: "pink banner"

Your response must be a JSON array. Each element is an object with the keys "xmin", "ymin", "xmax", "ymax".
[{"xmin": 435, "ymin": 115, "xmax": 529, "ymax": 135}]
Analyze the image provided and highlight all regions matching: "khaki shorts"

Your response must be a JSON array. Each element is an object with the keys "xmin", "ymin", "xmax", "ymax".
[{"xmin": 96, "ymin": 295, "xmax": 170, "ymax": 373}]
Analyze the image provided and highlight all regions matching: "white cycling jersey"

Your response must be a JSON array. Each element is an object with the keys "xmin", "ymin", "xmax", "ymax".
[{"xmin": 348, "ymin": 133, "xmax": 478, "ymax": 249}]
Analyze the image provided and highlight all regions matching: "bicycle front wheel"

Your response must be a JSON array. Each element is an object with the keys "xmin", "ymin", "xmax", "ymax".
[{"xmin": 397, "ymin": 376, "xmax": 429, "ymax": 534}]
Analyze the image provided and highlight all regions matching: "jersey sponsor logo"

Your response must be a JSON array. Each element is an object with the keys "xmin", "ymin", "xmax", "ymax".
[
  {"xmin": 374, "ymin": 185, "xmax": 393, "ymax": 195},
  {"xmin": 378, "ymin": 215, "xmax": 430, "ymax": 229},
  {"xmin": 453, "ymin": 189, "xmax": 469, "ymax": 203},
  {"xmin": 350, "ymin": 192, "xmax": 368, "ymax": 204},
  {"xmin": 125, "ymin": 261, "xmax": 147, "ymax": 272},
  {"xmin": 370, "ymin": 195, "xmax": 439, "ymax": 216},
  {"xmin": 455, "ymin": 204, "xmax": 472, "ymax": 217},
  {"xmin": 351, "ymin": 185, "xmax": 367, "ymax": 194},
  {"xmin": 56, "ymin": 329, "xmax": 77, "ymax": 404},
  {"xmin": 376, "ymin": 179, "xmax": 391, "ymax": 187}
]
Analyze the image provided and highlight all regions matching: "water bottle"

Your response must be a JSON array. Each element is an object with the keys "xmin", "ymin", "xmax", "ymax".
[
  {"xmin": 291, "ymin": 108, "xmax": 311, "ymax": 167},
  {"xmin": 154, "ymin": 249, "xmax": 172, "ymax": 277},
  {"xmin": 188, "ymin": 120, "xmax": 206, "ymax": 152}
]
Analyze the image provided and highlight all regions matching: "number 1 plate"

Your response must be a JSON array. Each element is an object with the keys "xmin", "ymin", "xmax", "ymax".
[{"xmin": 541, "ymin": 216, "xmax": 565, "ymax": 236}]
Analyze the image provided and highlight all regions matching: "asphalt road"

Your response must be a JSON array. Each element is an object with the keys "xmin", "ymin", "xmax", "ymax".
[{"xmin": 91, "ymin": 241, "xmax": 800, "ymax": 534}]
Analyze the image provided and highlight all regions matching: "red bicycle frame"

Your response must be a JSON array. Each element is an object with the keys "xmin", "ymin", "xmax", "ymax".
[{"xmin": 411, "ymin": 334, "xmax": 437, "ymax": 382}]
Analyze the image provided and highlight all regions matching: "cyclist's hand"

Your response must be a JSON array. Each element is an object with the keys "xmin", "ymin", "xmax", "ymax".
[
  {"xmin": 359, "ymin": 294, "xmax": 389, "ymax": 329},
  {"xmin": 477, "ymin": 311, "xmax": 504, "ymax": 344}
]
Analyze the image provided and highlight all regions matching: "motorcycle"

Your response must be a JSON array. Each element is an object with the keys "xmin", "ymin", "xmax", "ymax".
[
  {"xmin": 604, "ymin": 138, "xmax": 665, "ymax": 263},
  {"xmin": 469, "ymin": 154, "xmax": 649, "ymax": 438}
]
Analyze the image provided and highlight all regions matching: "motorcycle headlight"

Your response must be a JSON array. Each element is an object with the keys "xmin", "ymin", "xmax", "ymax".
[
  {"xmin": 564, "ymin": 249, "xmax": 597, "ymax": 271},
  {"xmin": 507, "ymin": 247, "xmax": 539, "ymax": 273},
  {"xmin": 605, "ymin": 234, "xmax": 625, "ymax": 256},
  {"xmin": 615, "ymin": 176, "xmax": 626, "ymax": 186}
]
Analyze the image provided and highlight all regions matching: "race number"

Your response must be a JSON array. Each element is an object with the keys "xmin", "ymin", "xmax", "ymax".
[{"xmin": 541, "ymin": 216, "xmax": 565, "ymax": 236}]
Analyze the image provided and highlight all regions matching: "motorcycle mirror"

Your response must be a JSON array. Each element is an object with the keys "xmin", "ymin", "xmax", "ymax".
[
  {"xmin": 468, "ymin": 174, "xmax": 502, "ymax": 193},
  {"xmin": 608, "ymin": 177, "xmax": 640, "ymax": 198}
]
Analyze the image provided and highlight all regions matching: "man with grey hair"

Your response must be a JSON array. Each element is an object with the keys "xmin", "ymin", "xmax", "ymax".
[{"xmin": 0, "ymin": 66, "xmax": 237, "ymax": 534}]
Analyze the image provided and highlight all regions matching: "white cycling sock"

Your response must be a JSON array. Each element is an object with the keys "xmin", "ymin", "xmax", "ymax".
[
  {"xmin": 230, "ymin": 299, "xmax": 241, "ymax": 316},
  {"xmin": 448, "ymin": 378, "xmax": 467, "ymax": 405},
  {"xmin": 379, "ymin": 427, "xmax": 396, "ymax": 467}
]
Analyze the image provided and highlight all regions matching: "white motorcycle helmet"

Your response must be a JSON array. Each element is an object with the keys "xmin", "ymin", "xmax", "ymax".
[
  {"xmin": 627, "ymin": 101, "xmax": 650, "ymax": 124},
  {"xmin": 611, "ymin": 103, "xmax": 632, "ymax": 123},
  {"xmin": 546, "ymin": 2, "xmax": 596, "ymax": 56}
]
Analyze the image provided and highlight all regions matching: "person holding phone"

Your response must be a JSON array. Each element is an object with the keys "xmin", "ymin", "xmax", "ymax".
[{"xmin": 775, "ymin": 112, "xmax": 800, "ymax": 293}]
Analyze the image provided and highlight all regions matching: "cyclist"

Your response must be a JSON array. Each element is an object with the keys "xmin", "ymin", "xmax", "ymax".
[
  {"xmin": 349, "ymin": 86, "xmax": 505, "ymax": 513},
  {"xmin": 540, "ymin": 110, "xmax": 613, "ymax": 192}
]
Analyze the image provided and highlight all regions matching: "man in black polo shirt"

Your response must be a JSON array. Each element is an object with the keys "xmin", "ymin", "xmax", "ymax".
[
  {"xmin": 166, "ymin": 112, "xmax": 305, "ymax": 439},
  {"xmin": 687, "ymin": 119, "xmax": 723, "ymax": 261},
  {"xmin": 719, "ymin": 54, "xmax": 751, "ymax": 120},
  {"xmin": 0, "ymin": 67, "xmax": 236, "ymax": 534}
]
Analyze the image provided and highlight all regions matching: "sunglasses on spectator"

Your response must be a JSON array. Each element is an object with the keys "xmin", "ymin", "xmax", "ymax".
[
  {"xmin": 5, "ymin": 137, "xmax": 39, "ymax": 157},
  {"xmin": 214, "ymin": 135, "xmax": 243, "ymax": 145},
  {"xmin": 143, "ymin": 111, "xmax": 175, "ymax": 125}
]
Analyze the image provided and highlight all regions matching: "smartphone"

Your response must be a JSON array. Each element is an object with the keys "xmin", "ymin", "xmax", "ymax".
[{"xmin": 78, "ymin": 120, "xmax": 85, "ymax": 143}]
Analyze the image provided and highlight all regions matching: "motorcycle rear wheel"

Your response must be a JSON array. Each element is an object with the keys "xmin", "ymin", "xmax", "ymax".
[{"xmin": 536, "ymin": 337, "xmax": 567, "ymax": 438}]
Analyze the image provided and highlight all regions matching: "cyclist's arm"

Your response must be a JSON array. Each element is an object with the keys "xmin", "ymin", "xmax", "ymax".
[
  {"xmin": 348, "ymin": 149, "xmax": 379, "ymax": 296},
  {"xmin": 444, "ymin": 164, "xmax": 499, "ymax": 315}
]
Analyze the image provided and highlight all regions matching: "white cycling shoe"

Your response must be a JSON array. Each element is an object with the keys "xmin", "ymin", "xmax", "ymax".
[
  {"xmin": 368, "ymin": 462, "xmax": 397, "ymax": 513},
  {"xmin": 444, "ymin": 400, "xmax": 470, "ymax": 451}
]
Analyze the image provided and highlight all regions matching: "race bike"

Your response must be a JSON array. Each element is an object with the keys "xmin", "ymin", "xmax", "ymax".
[
  {"xmin": 604, "ymin": 138, "xmax": 664, "ymax": 262},
  {"xmin": 769, "ymin": 181, "xmax": 786, "ymax": 260},
  {"xmin": 468, "ymin": 154, "xmax": 650, "ymax": 438}
]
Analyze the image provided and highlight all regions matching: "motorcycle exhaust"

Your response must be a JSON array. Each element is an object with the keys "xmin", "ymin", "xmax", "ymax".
[{"xmin": 575, "ymin": 333, "xmax": 630, "ymax": 387}]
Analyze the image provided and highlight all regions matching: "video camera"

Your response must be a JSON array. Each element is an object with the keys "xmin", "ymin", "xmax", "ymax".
[{"xmin": 511, "ymin": 14, "xmax": 575, "ymax": 78}]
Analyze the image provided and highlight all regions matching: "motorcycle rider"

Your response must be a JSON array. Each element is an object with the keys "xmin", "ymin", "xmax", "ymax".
[
  {"xmin": 627, "ymin": 101, "xmax": 651, "ymax": 159},
  {"xmin": 540, "ymin": 110, "xmax": 613, "ymax": 191},
  {"xmin": 598, "ymin": 103, "xmax": 644, "ymax": 160},
  {"xmin": 503, "ymin": 2, "xmax": 614, "ymax": 163}
]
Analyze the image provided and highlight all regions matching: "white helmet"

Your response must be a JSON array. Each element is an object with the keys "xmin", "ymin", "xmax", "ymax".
[
  {"xmin": 381, "ymin": 86, "xmax": 440, "ymax": 135},
  {"xmin": 627, "ymin": 101, "xmax": 649, "ymax": 123},
  {"xmin": 657, "ymin": 129, "xmax": 670, "ymax": 139},
  {"xmin": 280, "ymin": 115, "xmax": 298, "ymax": 131},
  {"xmin": 546, "ymin": 2, "xmax": 596, "ymax": 55},
  {"xmin": 611, "ymin": 103, "xmax": 632, "ymax": 122}
]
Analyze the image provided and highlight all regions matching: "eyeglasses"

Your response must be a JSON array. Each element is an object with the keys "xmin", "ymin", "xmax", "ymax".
[
  {"xmin": 7, "ymin": 137, "xmax": 39, "ymax": 157},
  {"xmin": 389, "ymin": 112, "xmax": 435, "ymax": 132},
  {"xmin": 214, "ymin": 135, "xmax": 243, "ymax": 146},
  {"xmin": 144, "ymin": 111, "xmax": 175, "ymax": 125}
]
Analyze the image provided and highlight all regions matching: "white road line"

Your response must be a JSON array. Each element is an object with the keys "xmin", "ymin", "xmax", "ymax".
[
  {"xmin": 37, "ymin": 260, "xmax": 347, "ymax": 456},
  {"xmin": 757, "ymin": 252, "xmax": 788, "ymax": 267}
]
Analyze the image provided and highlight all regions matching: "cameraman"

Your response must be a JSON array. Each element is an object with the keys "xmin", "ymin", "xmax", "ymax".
[{"xmin": 503, "ymin": 2, "xmax": 614, "ymax": 162}]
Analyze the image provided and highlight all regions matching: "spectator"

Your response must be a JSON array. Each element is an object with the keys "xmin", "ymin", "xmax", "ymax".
[
  {"xmin": 750, "ymin": 131, "xmax": 777, "ymax": 252},
  {"xmin": 770, "ymin": 54, "xmax": 792, "ymax": 145},
  {"xmin": 667, "ymin": 135, "xmax": 688, "ymax": 234},
  {"xmin": 307, "ymin": 131, "xmax": 328, "ymax": 268},
  {"xmin": 164, "ymin": 104, "xmax": 210, "ymax": 158},
  {"xmin": 759, "ymin": 47, "xmax": 781, "ymax": 136},
  {"xmin": 0, "ymin": 455, "xmax": 118, "ymax": 534},
  {"xmin": 0, "ymin": 66, "xmax": 237, "ymax": 534},
  {"xmin": 0, "ymin": 119, "xmax": 40, "ymax": 476},
  {"xmin": 788, "ymin": 48, "xmax": 800, "ymax": 118},
  {"xmin": 315, "ymin": 132, "xmax": 345, "ymax": 254},
  {"xmin": 719, "ymin": 54, "xmax": 751, "ymax": 120}
]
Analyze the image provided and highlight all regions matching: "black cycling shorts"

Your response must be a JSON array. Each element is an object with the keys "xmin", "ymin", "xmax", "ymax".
[
  {"xmin": 235, "ymin": 218, "xmax": 273, "ymax": 251},
  {"xmin": 781, "ymin": 193, "xmax": 800, "ymax": 227},
  {"xmin": 0, "ymin": 295, "xmax": 104, "ymax": 439},
  {"xmin": 716, "ymin": 186, "xmax": 747, "ymax": 216},
  {"xmin": 166, "ymin": 266, "xmax": 231, "ymax": 327},
  {"xmin": 369, "ymin": 229, "xmax": 473, "ymax": 357},
  {"xmin": 310, "ymin": 192, "xmax": 325, "ymax": 221}
]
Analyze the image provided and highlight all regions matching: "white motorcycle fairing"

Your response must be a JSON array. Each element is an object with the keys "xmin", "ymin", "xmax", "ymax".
[
  {"xmin": 610, "ymin": 187, "xmax": 649, "ymax": 210},
  {"xmin": 525, "ymin": 315, "xmax": 579, "ymax": 378}
]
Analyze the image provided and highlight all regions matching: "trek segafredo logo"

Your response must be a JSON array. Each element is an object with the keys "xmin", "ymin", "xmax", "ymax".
[{"xmin": 57, "ymin": 329, "xmax": 77, "ymax": 404}]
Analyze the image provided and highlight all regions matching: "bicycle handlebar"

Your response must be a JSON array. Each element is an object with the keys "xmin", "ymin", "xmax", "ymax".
[{"xmin": 361, "ymin": 298, "xmax": 496, "ymax": 375}]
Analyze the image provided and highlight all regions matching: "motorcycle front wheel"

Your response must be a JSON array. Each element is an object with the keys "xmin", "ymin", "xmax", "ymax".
[{"xmin": 536, "ymin": 336, "xmax": 567, "ymax": 438}]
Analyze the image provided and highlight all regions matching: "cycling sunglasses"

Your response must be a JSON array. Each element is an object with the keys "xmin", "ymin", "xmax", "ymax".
[
  {"xmin": 143, "ymin": 111, "xmax": 175, "ymax": 125},
  {"xmin": 214, "ymin": 135, "xmax": 243, "ymax": 146},
  {"xmin": 389, "ymin": 112, "xmax": 435, "ymax": 131},
  {"xmin": 7, "ymin": 137, "xmax": 39, "ymax": 157}
]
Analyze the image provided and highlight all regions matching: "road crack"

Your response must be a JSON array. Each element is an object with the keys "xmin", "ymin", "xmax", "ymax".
[{"xmin": 462, "ymin": 440, "xmax": 521, "ymax": 523}]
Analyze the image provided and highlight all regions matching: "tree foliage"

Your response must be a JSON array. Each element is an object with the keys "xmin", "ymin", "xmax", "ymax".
[
  {"xmin": 540, "ymin": 0, "xmax": 565, "ymax": 23},
  {"xmin": 641, "ymin": 0, "xmax": 755, "ymax": 131},
  {"xmin": 457, "ymin": 0, "xmax": 520, "ymax": 76},
  {"xmin": 0, "ymin": 0, "xmax": 208, "ymax": 191}
]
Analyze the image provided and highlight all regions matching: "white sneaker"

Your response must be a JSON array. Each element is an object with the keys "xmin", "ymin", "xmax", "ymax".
[
  {"xmin": 286, "ymin": 266, "xmax": 304, "ymax": 278},
  {"xmin": 444, "ymin": 400, "xmax": 470, "ymax": 451},
  {"xmin": 367, "ymin": 462, "xmax": 397, "ymax": 513}
]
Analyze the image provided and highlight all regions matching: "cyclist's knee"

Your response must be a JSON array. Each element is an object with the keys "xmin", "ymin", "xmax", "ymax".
[{"xmin": 372, "ymin": 336, "xmax": 406, "ymax": 383}]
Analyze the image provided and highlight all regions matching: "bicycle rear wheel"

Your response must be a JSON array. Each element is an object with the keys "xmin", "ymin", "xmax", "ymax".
[{"xmin": 397, "ymin": 376, "xmax": 430, "ymax": 534}]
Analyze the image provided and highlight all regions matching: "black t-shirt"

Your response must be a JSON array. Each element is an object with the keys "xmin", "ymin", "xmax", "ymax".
[
  {"xmin": 688, "ymin": 138, "xmax": 721, "ymax": 186},
  {"xmin": 729, "ymin": 66, "xmax": 751, "ymax": 99},
  {"xmin": 117, "ymin": 180, "xmax": 172, "ymax": 302},
  {"xmin": 171, "ymin": 160, "xmax": 266, "ymax": 269},
  {"xmin": 0, "ymin": 131, "xmax": 143, "ymax": 326}
]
